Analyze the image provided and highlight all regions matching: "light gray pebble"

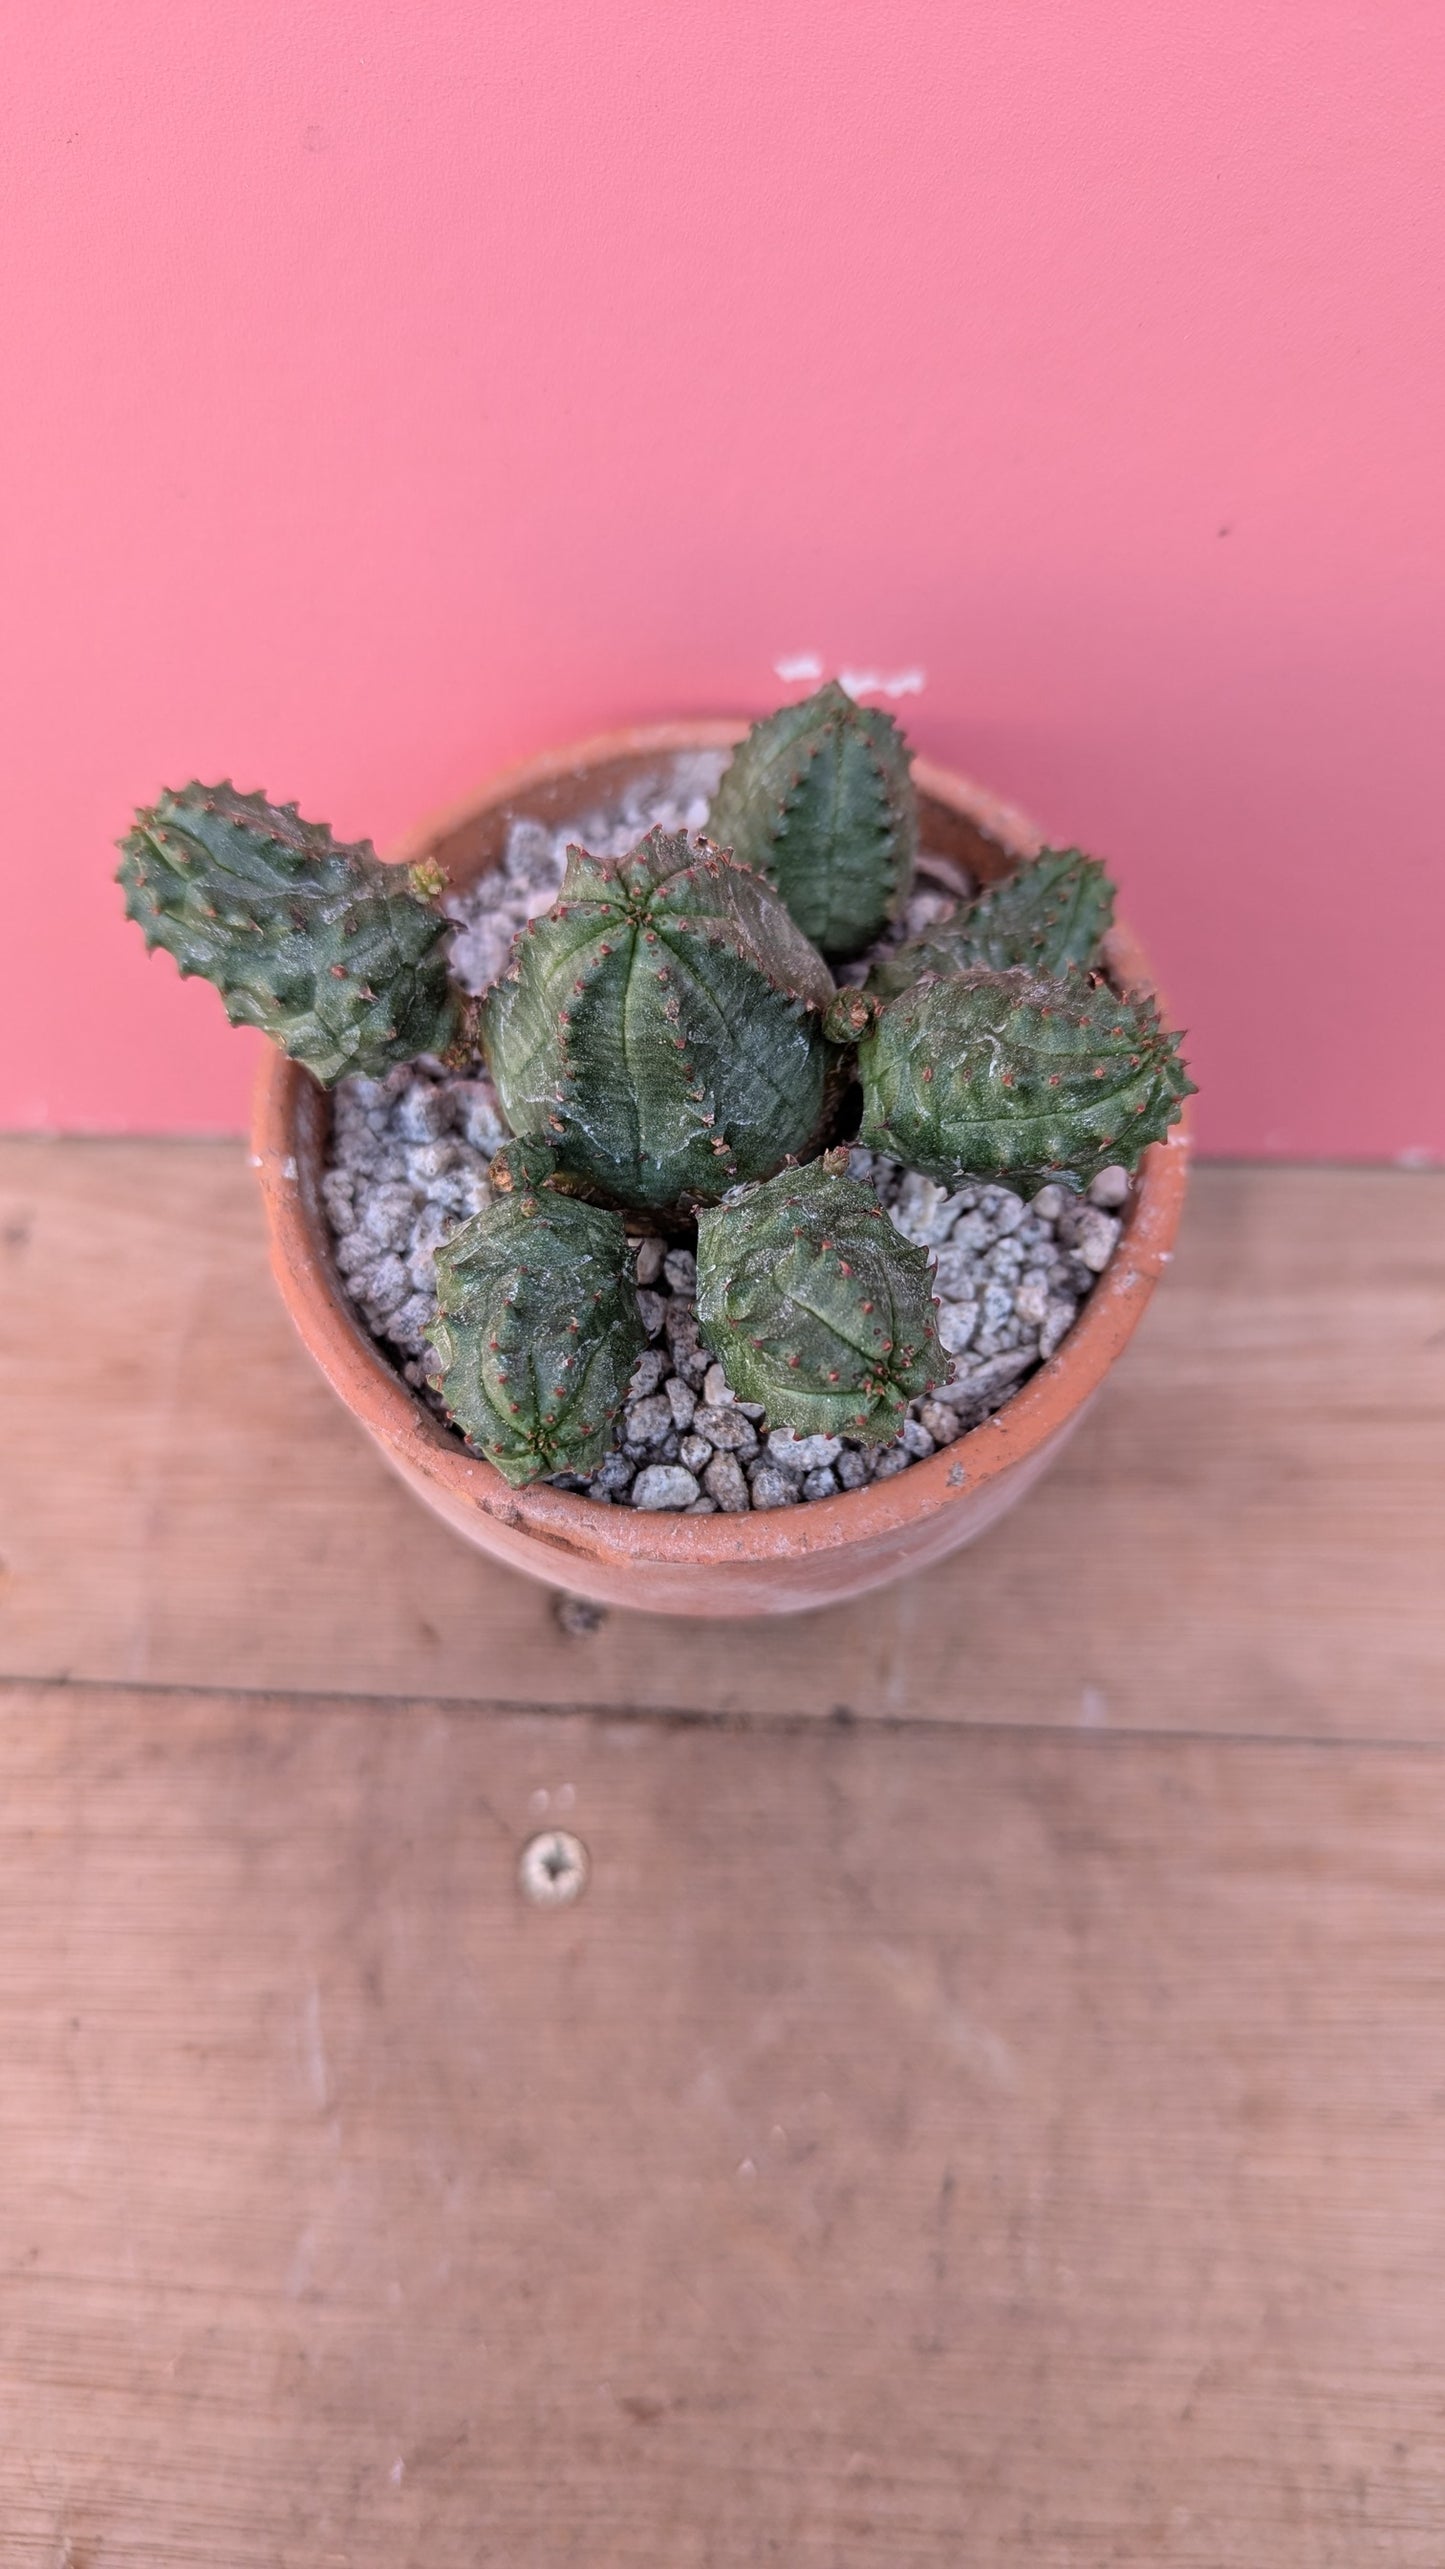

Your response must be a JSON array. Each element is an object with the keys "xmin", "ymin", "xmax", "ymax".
[
  {"xmin": 662, "ymin": 1247, "xmax": 697, "ymax": 1294},
  {"xmin": 835, "ymin": 1448, "xmax": 870, "ymax": 1489},
  {"xmin": 624, "ymin": 1393, "xmax": 673, "ymax": 1446},
  {"xmin": 679, "ymin": 1432, "xmax": 713, "ymax": 1473},
  {"xmin": 389, "ymin": 1293, "xmax": 433, "ymax": 1350},
  {"xmin": 362, "ymin": 1182, "xmax": 416, "ymax": 1249},
  {"xmin": 404, "ymin": 1138, "xmax": 461, "ymax": 1184},
  {"xmin": 965, "ymin": 1346, "xmax": 1042, "ymax": 1397},
  {"xmin": 902, "ymin": 888, "xmax": 955, "ymax": 934},
  {"xmin": 628, "ymin": 1348, "xmax": 669, "ymax": 1398},
  {"xmin": 665, "ymin": 1376, "xmax": 697, "ymax": 1430},
  {"xmin": 1014, "ymin": 1272, "xmax": 1051, "ymax": 1326},
  {"xmin": 453, "ymin": 1085, "xmax": 506, "ymax": 1152},
  {"xmin": 766, "ymin": 1428, "xmax": 842, "ymax": 1472},
  {"xmin": 980, "ymin": 1280, "xmax": 1014, "ymax": 1332},
  {"xmin": 702, "ymin": 1362, "xmax": 733, "ymax": 1408},
  {"xmin": 591, "ymin": 1450, "xmax": 636, "ymax": 1497},
  {"xmin": 1088, "ymin": 1165, "xmax": 1131, "ymax": 1208},
  {"xmin": 703, "ymin": 1453, "xmax": 750, "ymax": 1511},
  {"xmin": 1030, "ymin": 1183, "xmax": 1066, "ymax": 1222},
  {"xmin": 936, "ymin": 1299, "xmax": 978, "ymax": 1355},
  {"xmin": 334, "ymin": 1230, "xmax": 376, "ymax": 1277},
  {"xmin": 802, "ymin": 1467, "xmax": 839, "ymax": 1500},
  {"xmin": 899, "ymin": 1418, "xmax": 936, "ymax": 1459},
  {"xmin": 685, "ymin": 1495, "xmax": 719, "ymax": 1514},
  {"xmin": 983, "ymin": 1187, "xmax": 1027, "ymax": 1236},
  {"xmin": 394, "ymin": 1086, "xmax": 452, "ymax": 1144},
  {"xmin": 984, "ymin": 1236, "xmax": 1025, "ymax": 1280},
  {"xmin": 632, "ymin": 1464, "xmax": 700, "ymax": 1509},
  {"xmin": 749, "ymin": 1465, "xmax": 800, "ymax": 1509},
  {"xmin": 891, "ymin": 1174, "xmax": 956, "ymax": 1246},
  {"xmin": 1074, "ymin": 1207, "xmax": 1121, "ymax": 1272},
  {"xmin": 695, "ymin": 1404, "xmax": 758, "ymax": 1454},
  {"xmin": 634, "ymin": 1236, "xmax": 666, "ymax": 1286},
  {"xmin": 949, "ymin": 1210, "xmax": 995, "ymax": 1256},
  {"xmin": 364, "ymin": 1254, "xmax": 410, "ymax": 1313},
  {"xmin": 663, "ymin": 1298, "xmax": 700, "ymax": 1348},
  {"xmin": 1039, "ymin": 1296, "xmax": 1077, "ymax": 1359},
  {"xmin": 919, "ymin": 1400, "xmax": 962, "ymax": 1446},
  {"xmin": 636, "ymin": 1290, "xmax": 667, "ymax": 1338},
  {"xmin": 932, "ymin": 1244, "xmax": 980, "ymax": 1299},
  {"xmin": 873, "ymin": 1445, "xmax": 912, "ymax": 1480}
]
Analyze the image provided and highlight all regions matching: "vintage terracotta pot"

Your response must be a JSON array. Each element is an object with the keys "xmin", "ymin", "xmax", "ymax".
[{"xmin": 253, "ymin": 722, "xmax": 1190, "ymax": 1616}]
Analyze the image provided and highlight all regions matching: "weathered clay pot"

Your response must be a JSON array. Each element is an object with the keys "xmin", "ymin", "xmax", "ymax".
[{"xmin": 253, "ymin": 721, "xmax": 1190, "ymax": 1616}]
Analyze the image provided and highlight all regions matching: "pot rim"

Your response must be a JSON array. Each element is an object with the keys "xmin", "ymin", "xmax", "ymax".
[{"xmin": 252, "ymin": 719, "xmax": 1192, "ymax": 1571}]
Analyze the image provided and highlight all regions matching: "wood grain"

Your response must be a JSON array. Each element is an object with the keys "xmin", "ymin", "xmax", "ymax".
[
  {"xmin": 3, "ymin": 1143, "xmax": 1442, "ymax": 2557},
  {"xmin": 2, "ymin": 1679, "xmax": 1443, "ymax": 2565},
  {"xmin": 1, "ymin": 1141, "xmax": 1443, "ymax": 1735}
]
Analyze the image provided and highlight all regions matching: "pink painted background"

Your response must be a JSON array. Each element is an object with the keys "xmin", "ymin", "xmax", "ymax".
[{"xmin": 4, "ymin": 2, "xmax": 1442, "ymax": 1154}]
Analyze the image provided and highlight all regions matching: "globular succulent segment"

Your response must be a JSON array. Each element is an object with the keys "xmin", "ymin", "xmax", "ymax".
[
  {"xmin": 117, "ymin": 783, "xmax": 460, "ymax": 1080},
  {"xmin": 707, "ymin": 681, "xmax": 918, "ymax": 963},
  {"xmin": 428, "ymin": 1185, "xmax": 645, "ymax": 1486},
  {"xmin": 867, "ymin": 848, "xmax": 1117, "ymax": 999},
  {"xmin": 696, "ymin": 1155, "xmax": 946, "ymax": 1443},
  {"xmin": 481, "ymin": 827, "xmax": 837, "ymax": 1214},
  {"xmin": 857, "ymin": 966, "xmax": 1194, "ymax": 1192}
]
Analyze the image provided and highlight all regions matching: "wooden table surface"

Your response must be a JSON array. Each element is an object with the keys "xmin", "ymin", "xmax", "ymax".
[{"xmin": 1, "ymin": 1141, "xmax": 1443, "ymax": 2566}]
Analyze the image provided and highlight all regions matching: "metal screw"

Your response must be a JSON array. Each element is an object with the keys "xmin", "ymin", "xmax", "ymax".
[{"xmin": 519, "ymin": 1829, "xmax": 590, "ymax": 1907}]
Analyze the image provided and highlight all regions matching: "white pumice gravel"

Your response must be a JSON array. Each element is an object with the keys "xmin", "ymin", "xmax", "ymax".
[
  {"xmin": 320, "ymin": 762, "xmax": 1129, "ymax": 1512},
  {"xmin": 443, "ymin": 750, "xmax": 729, "ymax": 998}
]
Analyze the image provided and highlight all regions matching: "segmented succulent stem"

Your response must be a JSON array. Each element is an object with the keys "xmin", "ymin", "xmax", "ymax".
[
  {"xmin": 857, "ymin": 965, "xmax": 1194, "ymax": 1191},
  {"xmin": 117, "ymin": 783, "xmax": 459, "ymax": 1080},
  {"xmin": 482, "ymin": 826, "xmax": 836, "ymax": 1214},
  {"xmin": 868, "ymin": 848, "xmax": 1117, "ymax": 999},
  {"xmin": 428, "ymin": 1186, "xmax": 644, "ymax": 1486},
  {"xmin": 696, "ymin": 1154, "xmax": 946, "ymax": 1442},
  {"xmin": 707, "ymin": 681, "xmax": 917, "ymax": 962}
]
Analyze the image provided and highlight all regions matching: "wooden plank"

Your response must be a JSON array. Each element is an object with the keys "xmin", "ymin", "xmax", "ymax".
[
  {"xmin": 1, "ymin": 1140, "xmax": 1443, "ymax": 1735},
  {"xmin": 1, "ymin": 1678, "xmax": 1444, "ymax": 2563}
]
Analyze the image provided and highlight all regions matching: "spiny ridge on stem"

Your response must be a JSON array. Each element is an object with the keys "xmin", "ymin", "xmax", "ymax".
[
  {"xmin": 707, "ymin": 680, "xmax": 917, "ymax": 963},
  {"xmin": 116, "ymin": 782, "xmax": 460, "ymax": 1080}
]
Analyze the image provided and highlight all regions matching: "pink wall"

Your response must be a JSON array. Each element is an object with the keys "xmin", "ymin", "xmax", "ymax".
[{"xmin": 4, "ymin": 2, "xmax": 1442, "ymax": 1155}]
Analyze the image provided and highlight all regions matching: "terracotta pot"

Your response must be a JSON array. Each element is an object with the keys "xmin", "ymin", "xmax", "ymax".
[{"xmin": 253, "ymin": 722, "xmax": 1191, "ymax": 1617}]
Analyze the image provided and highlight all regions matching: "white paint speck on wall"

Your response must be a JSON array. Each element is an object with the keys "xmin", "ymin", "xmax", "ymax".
[
  {"xmin": 838, "ymin": 667, "xmax": 926, "ymax": 700},
  {"xmin": 772, "ymin": 652, "xmax": 926, "ymax": 699}
]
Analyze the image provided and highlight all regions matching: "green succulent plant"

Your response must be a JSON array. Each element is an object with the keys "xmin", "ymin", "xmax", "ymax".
[
  {"xmin": 481, "ymin": 826, "xmax": 836, "ymax": 1214},
  {"xmin": 707, "ymin": 680, "xmax": 917, "ymax": 962},
  {"xmin": 118, "ymin": 699, "xmax": 1193, "ymax": 1489},
  {"xmin": 867, "ymin": 846, "xmax": 1116, "ymax": 998},
  {"xmin": 696, "ymin": 1155, "xmax": 946, "ymax": 1442},
  {"xmin": 856, "ymin": 965, "xmax": 1194, "ymax": 1192},
  {"xmin": 428, "ymin": 1176, "xmax": 644, "ymax": 1486},
  {"xmin": 118, "ymin": 783, "xmax": 460, "ymax": 1079}
]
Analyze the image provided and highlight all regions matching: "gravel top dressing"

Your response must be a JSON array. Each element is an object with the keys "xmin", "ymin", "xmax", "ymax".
[{"xmin": 321, "ymin": 755, "xmax": 1129, "ymax": 1515}]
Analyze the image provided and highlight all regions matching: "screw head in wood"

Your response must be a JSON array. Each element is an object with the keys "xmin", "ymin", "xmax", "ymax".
[{"xmin": 519, "ymin": 1828, "xmax": 589, "ymax": 1907}]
